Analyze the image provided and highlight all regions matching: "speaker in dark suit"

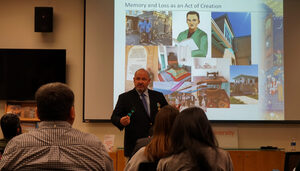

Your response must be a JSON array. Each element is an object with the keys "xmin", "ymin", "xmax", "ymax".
[
  {"xmin": 111, "ymin": 69, "xmax": 168, "ymax": 157},
  {"xmin": 35, "ymin": 7, "xmax": 53, "ymax": 32}
]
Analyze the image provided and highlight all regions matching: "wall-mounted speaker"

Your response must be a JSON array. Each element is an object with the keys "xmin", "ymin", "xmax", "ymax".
[{"xmin": 35, "ymin": 7, "xmax": 53, "ymax": 32}]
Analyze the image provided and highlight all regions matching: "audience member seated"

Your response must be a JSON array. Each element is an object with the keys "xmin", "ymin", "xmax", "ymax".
[
  {"xmin": 125, "ymin": 105, "xmax": 179, "ymax": 171},
  {"xmin": 157, "ymin": 107, "xmax": 233, "ymax": 171},
  {"xmin": 0, "ymin": 82, "xmax": 113, "ymax": 170},
  {"xmin": 0, "ymin": 113, "xmax": 22, "ymax": 154}
]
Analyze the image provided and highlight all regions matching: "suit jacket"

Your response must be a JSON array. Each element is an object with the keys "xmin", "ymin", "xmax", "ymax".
[{"xmin": 111, "ymin": 88, "xmax": 168, "ymax": 157}]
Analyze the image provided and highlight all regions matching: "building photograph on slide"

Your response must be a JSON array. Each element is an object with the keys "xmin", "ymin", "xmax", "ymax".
[
  {"xmin": 211, "ymin": 12, "xmax": 251, "ymax": 65},
  {"xmin": 230, "ymin": 65, "xmax": 258, "ymax": 105}
]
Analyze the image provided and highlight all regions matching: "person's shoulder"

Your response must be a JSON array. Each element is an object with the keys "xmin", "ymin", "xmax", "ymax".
[
  {"xmin": 162, "ymin": 151, "xmax": 189, "ymax": 162},
  {"xmin": 149, "ymin": 90, "xmax": 167, "ymax": 105},
  {"xmin": 135, "ymin": 146, "xmax": 146, "ymax": 156},
  {"xmin": 116, "ymin": 89, "xmax": 137, "ymax": 101},
  {"xmin": 130, "ymin": 147, "xmax": 148, "ymax": 164},
  {"xmin": 216, "ymin": 147, "xmax": 228, "ymax": 154},
  {"xmin": 148, "ymin": 89, "xmax": 163, "ymax": 95},
  {"xmin": 3, "ymin": 131, "xmax": 36, "ymax": 148},
  {"xmin": 72, "ymin": 128, "xmax": 101, "ymax": 143},
  {"xmin": 195, "ymin": 28, "xmax": 207, "ymax": 36},
  {"xmin": 12, "ymin": 129, "xmax": 37, "ymax": 140},
  {"xmin": 119, "ymin": 89, "xmax": 136, "ymax": 96},
  {"xmin": 158, "ymin": 151, "xmax": 190, "ymax": 170},
  {"xmin": 70, "ymin": 129, "xmax": 109, "ymax": 150},
  {"xmin": 216, "ymin": 147, "xmax": 232, "ymax": 159}
]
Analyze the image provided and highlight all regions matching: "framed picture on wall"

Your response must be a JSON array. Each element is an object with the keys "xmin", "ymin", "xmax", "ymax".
[{"xmin": 5, "ymin": 101, "xmax": 39, "ymax": 122}]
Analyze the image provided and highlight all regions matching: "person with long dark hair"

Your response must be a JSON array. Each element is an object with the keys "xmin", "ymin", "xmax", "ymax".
[
  {"xmin": 125, "ymin": 105, "xmax": 179, "ymax": 171},
  {"xmin": 157, "ymin": 107, "xmax": 233, "ymax": 171}
]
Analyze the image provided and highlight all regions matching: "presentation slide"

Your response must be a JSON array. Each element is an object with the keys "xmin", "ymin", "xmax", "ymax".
[{"xmin": 113, "ymin": 0, "xmax": 284, "ymax": 120}]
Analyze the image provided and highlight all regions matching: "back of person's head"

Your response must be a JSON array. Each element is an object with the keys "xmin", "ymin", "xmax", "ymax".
[
  {"xmin": 145, "ymin": 105, "xmax": 179, "ymax": 161},
  {"xmin": 153, "ymin": 105, "xmax": 178, "ymax": 137},
  {"xmin": 35, "ymin": 82, "xmax": 74, "ymax": 121},
  {"xmin": 170, "ymin": 107, "xmax": 218, "ymax": 170},
  {"xmin": 172, "ymin": 107, "xmax": 217, "ymax": 148},
  {"xmin": 0, "ymin": 113, "xmax": 21, "ymax": 140}
]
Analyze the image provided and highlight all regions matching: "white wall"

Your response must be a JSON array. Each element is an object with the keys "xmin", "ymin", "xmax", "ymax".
[{"xmin": 0, "ymin": 0, "xmax": 299, "ymax": 151}]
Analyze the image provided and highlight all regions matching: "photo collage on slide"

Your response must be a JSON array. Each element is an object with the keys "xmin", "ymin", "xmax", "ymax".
[{"xmin": 124, "ymin": 3, "xmax": 283, "ymax": 117}]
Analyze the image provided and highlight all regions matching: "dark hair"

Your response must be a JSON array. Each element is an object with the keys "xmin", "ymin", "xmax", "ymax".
[
  {"xmin": 186, "ymin": 11, "xmax": 200, "ymax": 20},
  {"xmin": 170, "ymin": 107, "xmax": 218, "ymax": 170},
  {"xmin": 1, "ymin": 113, "xmax": 21, "ymax": 140},
  {"xmin": 144, "ymin": 105, "xmax": 179, "ymax": 161},
  {"xmin": 35, "ymin": 82, "xmax": 74, "ymax": 121}
]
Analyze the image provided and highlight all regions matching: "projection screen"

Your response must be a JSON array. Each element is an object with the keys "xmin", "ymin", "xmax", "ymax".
[{"xmin": 84, "ymin": 0, "xmax": 289, "ymax": 122}]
